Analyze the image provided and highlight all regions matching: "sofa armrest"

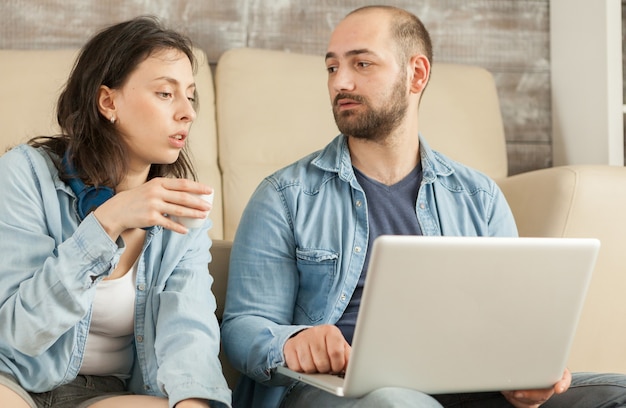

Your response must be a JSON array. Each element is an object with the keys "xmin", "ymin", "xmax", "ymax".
[
  {"xmin": 497, "ymin": 166, "xmax": 578, "ymax": 238},
  {"xmin": 498, "ymin": 165, "xmax": 626, "ymax": 373}
]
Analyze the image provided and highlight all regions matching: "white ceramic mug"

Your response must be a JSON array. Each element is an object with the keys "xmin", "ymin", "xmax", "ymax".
[{"xmin": 172, "ymin": 192, "xmax": 214, "ymax": 228}]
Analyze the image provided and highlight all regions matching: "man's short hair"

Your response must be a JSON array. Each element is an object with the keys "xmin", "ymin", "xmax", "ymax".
[{"xmin": 347, "ymin": 6, "xmax": 433, "ymax": 66}]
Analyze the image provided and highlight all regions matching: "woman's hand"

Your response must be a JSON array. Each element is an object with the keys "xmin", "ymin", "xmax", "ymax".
[
  {"xmin": 93, "ymin": 177, "xmax": 213, "ymax": 239},
  {"xmin": 501, "ymin": 368, "xmax": 571, "ymax": 408}
]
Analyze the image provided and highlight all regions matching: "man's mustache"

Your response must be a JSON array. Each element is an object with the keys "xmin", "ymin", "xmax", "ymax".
[{"xmin": 334, "ymin": 93, "xmax": 367, "ymax": 106}]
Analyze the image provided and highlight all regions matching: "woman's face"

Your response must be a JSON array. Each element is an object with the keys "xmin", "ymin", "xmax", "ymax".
[{"xmin": 106, "ymin": 48, "xmax": 196, "ymax": 173}]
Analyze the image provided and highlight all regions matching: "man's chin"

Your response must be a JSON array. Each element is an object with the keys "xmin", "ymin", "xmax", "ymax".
[
  {"xmin": 335, "ymin": 115, "xmax": 359, "ymax": 133},
  {"xmin": 338, "ymin": 127, "xmax": 375, "ymax": 140}
]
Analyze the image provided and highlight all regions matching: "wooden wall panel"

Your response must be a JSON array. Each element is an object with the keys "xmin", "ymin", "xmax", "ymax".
[
  {"xmin": 245, "ymin": 1, "xmax": 549, "ymax": 69},
  {"xmin": 507, "ymin": 143, "xmax": 552, "ymax": 176},
  {"xmin": 495, "ymin": 72, "xmax": 551, "ymax": 144},
  {"xmin": 0, "ymin": 0, "xmax": 556, "ymax": 175},
  {"xmin": 0, "ymin": 0, "xmax": 247, "ymax": 60}
]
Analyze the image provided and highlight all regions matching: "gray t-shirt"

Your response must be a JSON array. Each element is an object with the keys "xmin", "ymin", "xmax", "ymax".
[{"xmin": 336, "ymin": 164, "xmax": 423, "ymax": 344}]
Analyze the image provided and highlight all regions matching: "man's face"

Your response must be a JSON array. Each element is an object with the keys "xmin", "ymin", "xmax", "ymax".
[
  {"xmin": 332, "ymin": 70, "xmax": 408, "ymax": 142},
  {"xmin": 325, "ymin": 11, "xmax": 410, "ymax": 141}
]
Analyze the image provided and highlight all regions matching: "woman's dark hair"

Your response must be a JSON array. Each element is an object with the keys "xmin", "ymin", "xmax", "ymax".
[{"xmin": 30, "ymin": 16, "xmax": 198, "ymax": 187}]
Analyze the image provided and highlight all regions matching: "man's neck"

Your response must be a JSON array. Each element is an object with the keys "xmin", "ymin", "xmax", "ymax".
[{"xmin": 348, "ymin": 127, "xmax": 420, "ymax": 186}]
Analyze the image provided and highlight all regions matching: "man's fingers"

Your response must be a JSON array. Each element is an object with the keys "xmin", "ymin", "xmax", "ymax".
[
  {"xmin": 283, "ymin": 325, "xmax": 350, "ymax": 374},
  {"xmin": 310, "ymin": 344, "xmax": 333, "ymax": 373}
]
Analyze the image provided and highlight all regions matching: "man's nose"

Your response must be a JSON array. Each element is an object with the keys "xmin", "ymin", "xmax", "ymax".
[{"xmin": 331, "ymin": 66, "xmax": 356, "ymax": 93}]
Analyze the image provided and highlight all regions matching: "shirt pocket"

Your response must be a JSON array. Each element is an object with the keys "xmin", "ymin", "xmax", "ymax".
[{"xmin": 294, "ymin": 248, "xmax": 338, "ymax": 324}]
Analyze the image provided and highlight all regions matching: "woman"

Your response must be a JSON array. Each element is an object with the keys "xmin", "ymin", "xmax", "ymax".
[{"xmin": 0, "ymin": 17, "xmax": 231, "ymax": 408}]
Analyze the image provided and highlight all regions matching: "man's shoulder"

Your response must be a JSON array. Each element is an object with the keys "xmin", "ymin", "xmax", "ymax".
[
  {"xmin": 265, "ymin": 136, "xmax": 344, "ymax": 189},
  {"xmin": 429, "ymin": 149, "xmax": 497, "ymax": 191},
  {"xmin": 265, "ymin": 149, "xmax": 333, "ymax": 190}
]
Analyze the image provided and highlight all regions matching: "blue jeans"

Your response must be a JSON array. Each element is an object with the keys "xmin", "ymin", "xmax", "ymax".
[
  {"xmin": 281, "ymin": 372, "xmax": 626, "ymax": 407},
  {"xmin": 1, "ymin": 373, "xmax": 129, "ymax": 408},
  {"xmin": 29, "ymin": 375, "xmax": 129, "ymax": 408}
]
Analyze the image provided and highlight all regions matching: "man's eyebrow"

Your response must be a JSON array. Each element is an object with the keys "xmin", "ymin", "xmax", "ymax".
[
  {"xmin": 153, "ymin": 76, "xmax": 196, "ymax": 90},
  {"xmin": 325, "ymin": 49, "xmax": 373, "ymax": 61}
]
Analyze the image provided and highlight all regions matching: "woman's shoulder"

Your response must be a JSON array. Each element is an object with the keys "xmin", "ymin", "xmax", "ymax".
[
  {"xmin": 0, "ymin": 143, "xmax": 60, "ymax": 181},
  {"xmin": 3, "ymin": 142, "xmax": 53, "ymax": 160},
  {"xmin": 1, "ymin": 143, "xmax": 35, "ymax": 167}
]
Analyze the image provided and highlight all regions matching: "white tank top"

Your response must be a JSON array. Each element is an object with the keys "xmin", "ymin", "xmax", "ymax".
[{"xmin": 79, "ymin": 262, "xmax": 137, "ymax": 378}]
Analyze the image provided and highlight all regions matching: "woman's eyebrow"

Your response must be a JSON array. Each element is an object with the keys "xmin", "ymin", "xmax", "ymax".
[{"xmin": 152, "ymin": 76, "xmax": 196, "ymax": 90}]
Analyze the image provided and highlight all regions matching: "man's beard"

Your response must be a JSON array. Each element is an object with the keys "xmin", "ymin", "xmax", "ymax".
[{"xmin": 332, "ymin": 73, "xmax": 409, "ymax": 142}]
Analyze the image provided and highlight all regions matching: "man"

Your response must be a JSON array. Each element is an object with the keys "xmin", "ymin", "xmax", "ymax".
[{"xmin": 221, "ymin": 5, "xmax": 626, "ymax": 408}]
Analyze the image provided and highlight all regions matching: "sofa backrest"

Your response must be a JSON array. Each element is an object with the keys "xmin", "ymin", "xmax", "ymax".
[
  {"xmin": 420, "ymin": 63, "xmax": 508, "ymax": 179},
  {"xmin": 0, "ymin": 49, "xmax": 77, "ymax": 149},
  {"xmin": 215, "ymin": 47, "xmax": 508, "ymax": 240},
  {"xmin": 215, "ymin": 48, "xmax": 339, "ymax": 240},
  {"xmin": 1, "ymin": 46, "xmax": 508, "ymax": 243},
  {"xmin": 0, "ymin": 48, "xmax": 225, "ymax": 240}
]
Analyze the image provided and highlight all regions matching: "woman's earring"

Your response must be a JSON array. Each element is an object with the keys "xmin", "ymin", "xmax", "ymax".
[{"xmin": 110, "ymin": 116, "xmax": 116, "ymax": 124}]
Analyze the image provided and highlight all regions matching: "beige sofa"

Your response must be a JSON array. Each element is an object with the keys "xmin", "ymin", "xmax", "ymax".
[{"xmin": 1, "ymin": 47, "xmax": 626, "ymax": 390}]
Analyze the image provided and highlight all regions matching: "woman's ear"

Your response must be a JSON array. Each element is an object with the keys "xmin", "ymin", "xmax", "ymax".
[
  {"xmin": 409, "ymin": 54, "xmax": 430, "ymax": 94},
  {"xmin": 97, "ymin": 85, "xmax": 117, "ymax": 122}
]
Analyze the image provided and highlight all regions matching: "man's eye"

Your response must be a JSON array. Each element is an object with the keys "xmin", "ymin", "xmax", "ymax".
[
  {"xmin": 158, "ymin": 92, "xmax": 172, "ymax": 98},
  {"xmin": 357, "ymin": 62, "xmax": 371, "ymax": 68},
  {"xmin": 326, "ymin": 66, "xmax": 338, "ymax": 74}
]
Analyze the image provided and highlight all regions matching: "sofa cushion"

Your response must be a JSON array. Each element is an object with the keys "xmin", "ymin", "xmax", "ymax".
[{"xmin": 215, "ymin": 47, "xmax": 339, "ymax": 240}]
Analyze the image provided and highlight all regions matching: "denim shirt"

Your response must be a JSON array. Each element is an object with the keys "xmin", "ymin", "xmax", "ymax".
[
  {"xmin": 0, "ymin": 145, "xmax": 231, "ymax": 408},
  {"xmin": 221, "ymin": 134, "xmax": 518, "ymax": 407}
]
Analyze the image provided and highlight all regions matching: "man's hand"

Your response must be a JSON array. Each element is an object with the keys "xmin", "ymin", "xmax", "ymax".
[
  {"xmin": 283, "ymin": 324, "xmax": 351, "ymax": 374},
  {"xmin": 501, "ymin": 368, "xmax": 571, "ymax": 408}
]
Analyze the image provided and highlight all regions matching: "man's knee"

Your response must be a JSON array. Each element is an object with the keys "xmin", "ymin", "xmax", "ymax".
[{"xmin": 547, "ymin": 372, "xmax": 626, "ymax": 407}]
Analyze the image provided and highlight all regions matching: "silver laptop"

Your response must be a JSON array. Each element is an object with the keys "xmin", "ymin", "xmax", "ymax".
[{"xmin": 276, "ymin": 235, "xmax": 600, "ymax": 398}]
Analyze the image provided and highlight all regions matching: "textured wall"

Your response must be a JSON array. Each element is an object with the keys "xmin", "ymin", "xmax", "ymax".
[{"xmin": 0, "ymin": 0, "xmax": 601, "ymax": 175}]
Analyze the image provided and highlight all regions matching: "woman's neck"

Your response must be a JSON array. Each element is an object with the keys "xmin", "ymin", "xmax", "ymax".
[{"xmin": 116, "ymin": 165, "xmax": 150, "ymax": 192}]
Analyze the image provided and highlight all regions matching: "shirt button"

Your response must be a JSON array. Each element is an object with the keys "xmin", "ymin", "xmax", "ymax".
[
  {"xmin": 137, "ymin": 284, "xmax": 145, "ymax": 291},
  {"xmin": 136, "ymin": 335, "xmax": 144, "ymax": 343},
  {"xmin": 144, "ymin": 384, "xmax": 151, "ymax": 391},
  {"xmin": 355, "ymin": 200, "xmax": 362, "ymax": 207},
  {"xmin": 340, "ymin": 294, "xmax": 347, "ymax": 301},
  {"xmin": 419, "ymin": 203, "xmax": 426, "ymax": 209},
  {"xmin": 354, "ymin": 246, "xmax": 361, "ymax": 253}
]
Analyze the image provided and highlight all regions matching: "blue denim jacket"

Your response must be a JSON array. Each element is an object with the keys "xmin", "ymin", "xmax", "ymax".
[
  {"xmin": 0, "ymin": 145, "xmax": 231, "ymax": 408},
  {"xmin": 221, "ymin": 134, "xmax": 518, "ymax": 407}
]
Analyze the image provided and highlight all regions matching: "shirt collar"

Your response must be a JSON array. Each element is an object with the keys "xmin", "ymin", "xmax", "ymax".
[{"xmin": 311, "ymin": 133, "xmax": 455, "ymax": 184}]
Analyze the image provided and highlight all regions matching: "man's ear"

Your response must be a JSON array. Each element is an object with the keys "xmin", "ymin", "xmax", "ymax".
[
  {"xmin": 97, "ymin": 85, "xmax": 117, "ymax": 122},
  {"xmin": 409, "ymin": 54, "xmax": 430, "ymax": 94}
]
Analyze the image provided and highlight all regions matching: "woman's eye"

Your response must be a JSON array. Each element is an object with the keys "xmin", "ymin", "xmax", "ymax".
[
  {"xmin": 157, "ymin": 92, "xmax": 172, "ymax": 99},
  {"xmin": 187, "ymin": 96, "xmax": 196, "ymax": 103}
]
